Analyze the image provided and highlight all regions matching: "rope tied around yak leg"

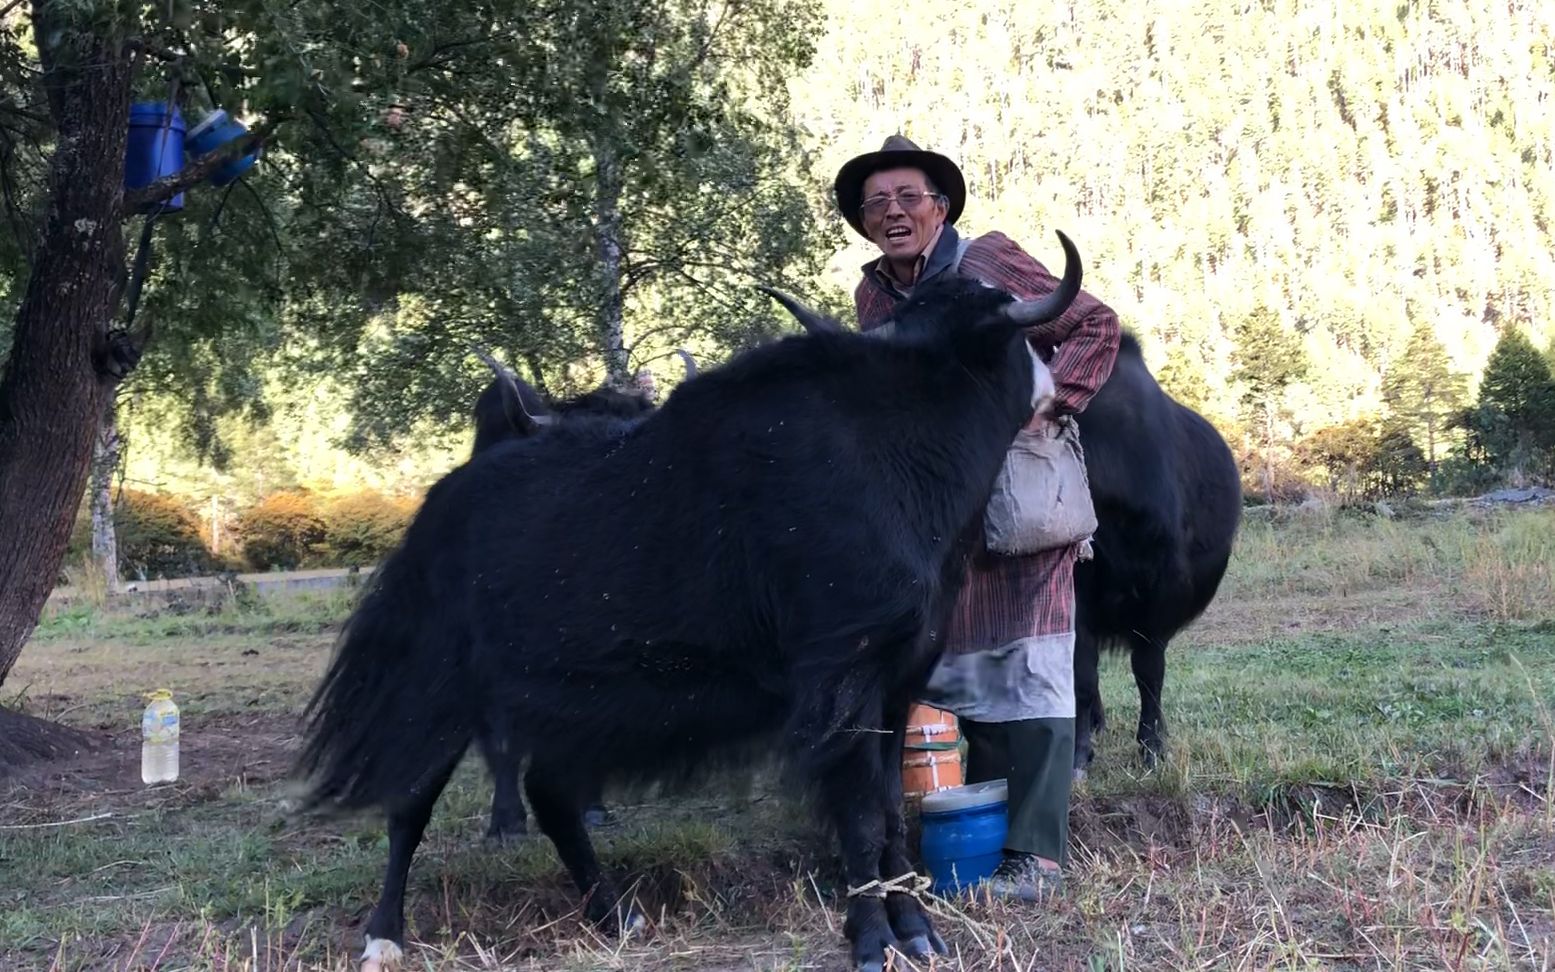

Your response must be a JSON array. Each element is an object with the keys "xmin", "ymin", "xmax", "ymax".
[{"xmin": 847, "ymin": 871, "xmax": 933, "ymax": 900}]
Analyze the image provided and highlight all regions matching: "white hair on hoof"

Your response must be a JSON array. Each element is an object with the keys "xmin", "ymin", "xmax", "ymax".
[
  {"xmin": 360, "ymin": 937, "xmax": 403, "ymax": 972},
  {"xmin": 624, "ymin": 908, "xmax": 648, "ymax": 938}
]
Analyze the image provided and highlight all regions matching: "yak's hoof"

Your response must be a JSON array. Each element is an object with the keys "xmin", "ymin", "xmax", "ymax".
[
  {"xmin": 583, "ymin": 803, "xmax": 613, "ymax": 828},
  {"xmin": 850, "ymin": 927, "xmax": 898, "ymax": 972},
  {"xmin": 360, "ymin": 937, "xmax": 403, "ymax": 972},
  {"xmin": 899, "ymin": 930, "xmax": 949, "ymax": 958},
  {"xmin": 615, "ymin": 905, "xmax": 648, "ymax": 939},
  {"xmin": 589, "ymin": 899, "xmax": 647, "ymax": 938},
  {"xmin": 1072, "ymin": 766, "xmax": 1088, "ymax": 783}
]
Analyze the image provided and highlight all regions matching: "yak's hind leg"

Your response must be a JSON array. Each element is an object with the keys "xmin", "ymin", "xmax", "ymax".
[
  {"xmin": 525, "ymin": 766, "xmax": 644, "ymax": 934},
  {"xmin": 360, "ymin": 752, "xmax": 463, "ymax": 971},
  {"xmin": 478, "ymin": 716, "xmax": 527, "ymax": 842},
  {"xmin": 876, "ymin": 696, "xmax": 946, "ymax": 959},
  {"xmin": 1131, "ymin": 632, "xmax": 1168, "ymax": 768},
  {"xmin": 582, "ymin": 778, "xmax": 611, "ymax": 829}
]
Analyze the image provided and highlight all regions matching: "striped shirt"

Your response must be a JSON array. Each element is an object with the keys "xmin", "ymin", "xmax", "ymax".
[{"xmin": 854, "ymin": 227, "xmax": 1122, "ymax": 651}]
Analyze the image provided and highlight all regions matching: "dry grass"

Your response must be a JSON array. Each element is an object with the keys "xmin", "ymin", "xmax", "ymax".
[
  {"xmin": 4, "ymin": 507, "xmax": 1554, "ymax": 971},
  {"xmin": 58, "ymin": 557, "xmax": 113, "ymax": 610}
]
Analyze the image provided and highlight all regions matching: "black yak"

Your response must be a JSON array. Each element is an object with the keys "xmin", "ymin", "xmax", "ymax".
[
  {"xmin": 1069, "ymin": 333, "xmax": 1241, "ymax": 776},
  {"xmin": 292, "ymin": 233, "xmax": 1081, "ymax": 972},
  {"xmin": 762, "ymin": 299, "xmax": 1241, "ymax": 778}
]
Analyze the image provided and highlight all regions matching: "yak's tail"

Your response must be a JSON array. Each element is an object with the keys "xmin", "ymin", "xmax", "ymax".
[{"xmin": 292, "ymin": 550, "xmax": 475, "ymax": 814}]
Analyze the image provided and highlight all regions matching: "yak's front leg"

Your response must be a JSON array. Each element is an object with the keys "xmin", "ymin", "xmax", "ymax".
[
  {"xmin": 524, "ymin": 765, "xmax": 644, "ymax": 935},
  {"xmin": 877, "ymin": 697, "xmax": 946, "ymax": 960},
  {"xmin": 798, "ymin": 683, "xmax": 899, "ymax": 972}
]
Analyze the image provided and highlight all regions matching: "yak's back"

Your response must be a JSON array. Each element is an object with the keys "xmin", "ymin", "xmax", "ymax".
[{"xmin": 1073, "ymin": 332, "xmax": 1239, "ymax": 637}]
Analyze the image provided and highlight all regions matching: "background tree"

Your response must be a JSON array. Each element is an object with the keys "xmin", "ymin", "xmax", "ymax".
[
  {"xmin": 1370, "ymin": 425, "xmax": 1430, "ymax": 498},
  {"xmin": 326, "ymin": 0, "xmax": 832, "ymax": 450},
  {"xmin": 1380, "ymin": 320, "xmax": 1469, "ymax": 483},
  {"xmin": 1231, "ymin": 305, "xmax": 1309, "ymax": 499},
  {"xmin": 1457, "ymin": 329, "xmax": 1555, "ymax": 483}
]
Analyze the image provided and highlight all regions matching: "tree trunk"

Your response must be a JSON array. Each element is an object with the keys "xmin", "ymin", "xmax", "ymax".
[
  {"xmin": 89, "ymin": 402, "xmax": 122, "ymax": 592},
  {"xmin": 1426, "ymin": 412, "xmax": 1438, "ymax": 468},
  {"xmin": 1263, "ymin": 404, "xmax": 1276, "ymax": 501},
  {"xmin": 592, "ymin": 138, "xmax": 629, "ymax": 385},
  {"xmin": 0, "ymin": 11, "xmax": 133, "ymax": 687}
]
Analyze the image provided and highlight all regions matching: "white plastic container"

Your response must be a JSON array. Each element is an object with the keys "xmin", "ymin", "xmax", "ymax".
[{"xmin": 141, "ymin": 689, "xmax": 180, "ymax": 784}]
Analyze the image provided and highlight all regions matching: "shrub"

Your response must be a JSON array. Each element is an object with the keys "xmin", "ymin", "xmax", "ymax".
[
  {"xmin": 66, "ymin": 489, "xmax": 214, "ymax": 580},
  {"xmin": 117, "ymin": 490, "xmax": 215, "ymax": 579},
  {"xmin": 318, "ymin": 491, "xmax": 415, "ymax": 567},
  {"xmin": 237, "ymin": 490, "xmax": 327, "ymax": 570},
  {"xmin": 1298, "ymin": 418, "xmax": 1428, "ymax": 501}
]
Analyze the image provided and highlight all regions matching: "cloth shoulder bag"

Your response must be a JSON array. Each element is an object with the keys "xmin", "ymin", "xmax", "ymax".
[
  {"xmin": 950, "ymin": 237, "xmax": 1098, "ymax": 557},
  {"xmin": 982, "ymin": 415, "xmax": 1097, "ymax": 556}
]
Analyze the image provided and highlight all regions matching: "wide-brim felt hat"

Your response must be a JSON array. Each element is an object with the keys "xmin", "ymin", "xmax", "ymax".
[{"xmin": 834, "ymin": 134, "xmax": 966, "ymax": 238}]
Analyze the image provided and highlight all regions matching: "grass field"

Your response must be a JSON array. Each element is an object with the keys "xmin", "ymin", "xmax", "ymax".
[{"xmin": 2, "ymin": 504, "xmax": 1553, "ymax": 971}]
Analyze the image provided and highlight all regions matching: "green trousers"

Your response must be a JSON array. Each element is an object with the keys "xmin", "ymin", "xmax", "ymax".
[{"xmin": 960, "ymin": 716, "xmax": 1075, "ymax": 866}]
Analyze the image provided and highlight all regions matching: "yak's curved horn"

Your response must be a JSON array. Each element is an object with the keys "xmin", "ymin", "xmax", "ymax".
[
  {"xmin": 756, "ymin": 285, "xmax": 845, "ymax": 335},
  {"xmin": 471, "ymin": 346, "xmax": 553, "ymax": 432},
  {"xmin": 673, "ymin": 348, "xmax": 698, "ymax": 378},
  {"xmin": 471, "ymin": 345, "xmax": 519, "ymax": 383},
  {"xmin": 1001, "ymin": 231, "xmax": 1082, "ymax": 326}
]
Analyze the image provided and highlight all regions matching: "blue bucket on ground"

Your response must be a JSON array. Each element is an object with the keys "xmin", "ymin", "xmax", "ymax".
[
  {"xmin": 125, "ymin": 102, "xmax": 186, "ymax": 211},
  {"xmin": 918, "ymin": 779, "xmax": 1008, "ymax": 896},
  {"xmin": 185, "ymin": 109, "xmax": 260, "ymax": 186}
]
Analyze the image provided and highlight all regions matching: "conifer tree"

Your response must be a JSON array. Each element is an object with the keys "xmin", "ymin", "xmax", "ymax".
[
  {"xmin": 1231, "ymin": 305, "xmax": 1308, "ymax": 498},
  {"xmin": 1380, "ymin": 321, "xmax": 1469, "ymax": 480},
  {"xmin": 1469, "ymin": 329, "xmax": 1555, "ymax": 481}
]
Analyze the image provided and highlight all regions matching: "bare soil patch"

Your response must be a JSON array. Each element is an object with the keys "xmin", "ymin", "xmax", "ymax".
[{"xmin": 1, "ymin": 710, "xmax": 300, "ymax": 826}]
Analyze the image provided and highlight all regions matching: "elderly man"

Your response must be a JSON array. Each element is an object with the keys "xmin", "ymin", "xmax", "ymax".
[{"xmin": 834, "ymin": 134, "xmax": 1121, "ymax": 900}]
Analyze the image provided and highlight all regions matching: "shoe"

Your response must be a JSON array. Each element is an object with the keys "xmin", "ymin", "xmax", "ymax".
[{"xmin": 982, "ymin": 852, "xmax": 1064, "ymax": 902}]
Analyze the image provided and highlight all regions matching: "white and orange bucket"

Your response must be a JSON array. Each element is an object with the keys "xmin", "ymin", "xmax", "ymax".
[{"xmin": 901, "ymin": 702, "xmax": 963, "ymax": 800}]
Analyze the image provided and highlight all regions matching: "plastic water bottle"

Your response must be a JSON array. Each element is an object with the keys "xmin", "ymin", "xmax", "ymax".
[{"xmin": 141, "ymin": 689, "xmax": 180, "ymax": 784}]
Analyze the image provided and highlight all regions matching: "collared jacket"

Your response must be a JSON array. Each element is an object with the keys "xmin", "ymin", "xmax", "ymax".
[{"xmin": 853, "ymin": 224, "xmax": 1122, "ymax": 651}]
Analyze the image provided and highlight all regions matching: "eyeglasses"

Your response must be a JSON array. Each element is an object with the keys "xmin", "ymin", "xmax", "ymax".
[{"xmin": 859, "ymin": 189, "xmax": 944, "ymax": 219}]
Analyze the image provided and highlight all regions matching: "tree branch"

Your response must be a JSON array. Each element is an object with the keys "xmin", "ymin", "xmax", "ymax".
[
  {"xmin": 128, "ymin": 37, "xmax": 261, "ymax": 78},
  {"xmin": 406, "ymin": 36, "xmax": 493, "ymax": 75},
  {"xmin": 122, "ymin": 118, "xmax": 283, "ymax": 215}
]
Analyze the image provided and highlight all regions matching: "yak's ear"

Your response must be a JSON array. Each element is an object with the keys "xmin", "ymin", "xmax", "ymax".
[
  {"xmin": 756, "ymin": 285, "xmax": 847, "ymax": 335},
  {"xmin": 473, "ymin": 347, "xmax": 553, "ymax": 435},
  {"xmin": 981, "ymin": 230, "xmax": 1082, "ymax": 338}
]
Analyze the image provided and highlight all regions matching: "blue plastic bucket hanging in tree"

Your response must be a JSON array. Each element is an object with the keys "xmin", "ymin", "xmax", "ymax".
[
  {"xmin": 185, "ymin": 109, "xmax": 261, "ymax": 186},
  {"xmin": 124, "ymin": 102, "xmax": 186, "ymax": 212}
]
